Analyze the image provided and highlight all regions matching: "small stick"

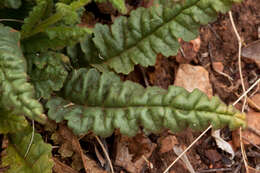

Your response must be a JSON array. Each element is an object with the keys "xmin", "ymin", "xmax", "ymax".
[
  {"xmin": 232, "ymin": 78, "xmax": 260, "ymax": 106},
  {"xmin": 229, "ymin": 10, "xmax": 249, "ymax": 172},
  {"xmin": 163, "ymin": 125, "xmax": 212, "ymax": 173},
  {"xmin": 24, "ymin": 120, "xmax": 35, "ymax": 158},
  {"xmin": 95, "ymin": 135, "xmax": 114, "ymax": 173},
  {"xmin": 142, "ymin": 155, "xmax": 153, "ymax": 169},
  {"xmin": 0, "ymin": 19, "xmax": 24, "ymax": 23},
  {"xmin": 197, "ymin": 167, "xmax": 232, "ymax": 173},
  {"xmin": 242, "ymin": 136, "xmax": 260, "ymax": 151}
]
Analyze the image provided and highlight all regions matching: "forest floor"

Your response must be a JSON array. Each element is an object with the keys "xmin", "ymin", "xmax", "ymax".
[{"xmin": 34, "ymin": 0, "xmax": 260, "ymax": 173}]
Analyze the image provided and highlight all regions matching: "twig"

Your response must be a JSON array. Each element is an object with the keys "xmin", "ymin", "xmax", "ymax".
[
  {"xmin": 229, "ymin": 10, "xmax": 249, "ymax": 173},
  {"xmin": 163, "ymin": 125, "xmax": 212, "ymax": 173},
  {"xmin": 142, "ymin": 155, "xmax": 153, "ymax": 169},
  {"xmin": 162, "ymin": 69, "xmax": 259, "ymax": 172},
  {"xmin": 234, "ymin": 159, "xmax": 243, "ymax": 173},
  {"xmin": 232, "ymin": 78, "xmax": 260, "ymax": 106},
  {"xmin": 207, "ymin": 24, "xmax": 222, "ymax": 41},
  {"xmin": 95, "ymin": 135, "xmax": 114, "ymax": 173},
  {"xmin": 196, "ymin": 167, "xmax": 232, "ymax": 173},
  {"xmin": 208, "ymin": 42, "xmax": 234, "ymax": 83},
  {"xmin": 0, "ymin": 19, "xmax": 24, "ymax": 23},
  {"xmin": 228, "ymin": 11, "xmax": 247, "ymax": 111},
  {"xmin": 247, "ymin": 126, "xmax": 260, "ymax": 138},
  {"xmin": 179, "ymin": 47, "xmax": 186, "ymax": 58},
  {"xmin": 242, "ymin": 136, "xmax": 260, "ymax": 151},
  {"xmin": 24, "ymin": 120, "xmax": 35, "ymax": 158},
  {"xmin": 140, "ymin": 66, "xmax": 150, "ymax": 87}
]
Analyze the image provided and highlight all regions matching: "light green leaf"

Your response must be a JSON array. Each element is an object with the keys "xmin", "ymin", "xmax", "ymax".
[
  {"xmin": 0, "ymin": 25, "xmax": 46, "ymax": 123},
  {"xmin": 1, "ymin": 127, "xmax": 54, "ymax": 173},
  {"xmin": 47, "ymin": 68, "xmax": 246, "ymax": 137},
  {"xmin": 0, "ymin": 109, "xmax": 28, "ymax": 134},
  {"xmin": 80, "ymin": 0, "xmax": 242, "ymax": 74}
]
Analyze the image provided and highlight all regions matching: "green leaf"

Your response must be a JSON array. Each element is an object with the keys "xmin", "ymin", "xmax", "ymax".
[
  {"xmin": 22, "ymin": 25, "xmax": 91, "ymax": 53},
  {"xmin": 0, "ymin": 109, "xmax": 28, "ymax": 134},
  {"xmin": 94, "ymin": 0, "xmax": 127, "ymax": 14},
  {"xmin": 0, "ymin": 0, "xmax": 22, "ymax": 9},
  {"xmin": 47, "ymin": 68, "xmax": 246, "ymax": 137},
  {"xmin": 0, "ymin": 25, "xmax": 46, "ymax": 123},
  {"xmin": 27, "ymin": 52, "xmax": 69, "ymax": 99},
  {"xmin": 56, "ymin": 2, "xmax": 80, "ymax": 25},
  {"xmin": 80, "ymin": 0, "xmax": 242, "ymax": 74},
  {"xmin": 21, "ymin": 0, "xmax": 50, "ymax": 38},
  {"xmin": 1, "ymin": 127, "xmax": 54, "ymax": 173}
]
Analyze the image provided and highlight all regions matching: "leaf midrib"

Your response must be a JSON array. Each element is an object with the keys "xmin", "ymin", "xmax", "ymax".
[{"xmin": 104, "ymin": 0, "xmax": 201, "ymax": 65}]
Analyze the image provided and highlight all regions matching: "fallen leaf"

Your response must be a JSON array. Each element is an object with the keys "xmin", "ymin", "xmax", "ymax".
[
  {"xmin": 173, "ymin": 146, "xmax": 196, "ymax": 173},
  {"xmin": 114, "ymin": 133, "xmax": 157, "ymax": 173},
  {"xmin": 53, "ymin": 157, "xmax": 78, "ymax": 173},
  {"xmin": 242, "ymin": 40, "xmax": 260, "ymax": 60},
  {"xmin": 58, "ymin": 142, "xmax": 74, "ymax": 158},
  {"xmin": 232, "ymin": 111, "xmax": 260, "ymax": 149},
  {"xmin": 158, "ymin": 135, "xmax": 179, "ymax": 154},
  {"xmin": 176, "ymin": 37, "xmax": 201, "ymax": 64},
  {"xmin": 249, "ymin": 94, "xmax": 260, "ymax": 112},
  {"xmin": 212, "ymin": 62, "xmax": 224, "ymax": 72},
  {"xmin": 212, "ymin": 130, "xmax": 235, "ymax": 159},
  {"xmin": 204, "ymin": 149, "xmax": 222, "ymax": 164},
  {"xmin": 58, "ymin": 125, "xmax": 107, "ymax": 173},
  {"xmin": 174, "ymin": 64, "xmax": 213, "ymax": 97},
  {"xmin": 243, "ymin": 112, "xmax": 260, "ymax": 145}
]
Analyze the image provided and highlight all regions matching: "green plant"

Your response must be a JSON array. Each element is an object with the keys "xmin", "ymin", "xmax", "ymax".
[{"xmin": 0, "ymin": 0, "xmax": 245, "ymax": 172}]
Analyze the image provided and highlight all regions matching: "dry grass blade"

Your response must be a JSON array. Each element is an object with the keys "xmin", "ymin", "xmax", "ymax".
[
  {"xmin": 95, "ymin": 135, "xmax": 114, "ymax": 173},
  {"xmin": 163, "ymin": 125, "xmax": 212, "ymax": 173},
  {"xmin": 229, "ymin": 10, "xmax": 250, "ymax": 173}
]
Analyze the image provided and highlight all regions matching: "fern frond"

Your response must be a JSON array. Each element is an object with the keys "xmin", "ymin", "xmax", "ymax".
[
  {"xmin": 27, "ymin": 52, "xmax": 70, "ymax": 99},
  {"xmin": 0, "ymin": 25, "xmax": 46, "ymax": 123},
  {"xmin": 1, "ymin": 127, "xmax": 54, "ymax": 173},
  {"xmin": 47, "ymin": 68, "xmax": 246, "ymax": 137},
  {"xmin": 95, "ymin": 0, "xmax": 127, "ymax": 14},
  {"xmin": 80, "ymin": 0, "xmax": 242, "ymax": 74}
]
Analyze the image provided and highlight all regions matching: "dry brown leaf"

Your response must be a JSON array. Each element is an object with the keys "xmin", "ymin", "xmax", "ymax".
[
  {"xmin": 249, "ymin": 94, "xmax": 260, "ymax": 112},
  {"xmin": 114, "ymin": 133, "xmax": 157, "ymax": 173},
  {"xmin": 53, "ymin": 157, "xmax": 78, "ymax": 173},
  {"xmin": 176, "ymin": 37, "xmax": 201, "ymax": 64},
  {"xmin": 157, "ymin": 135, "xmax": 179, "ymax": 154},
  {"xmin": 58, "ymin": 125, "xmax": 107, "ymax": 173},
  {"xmin": 212, "ymin": 62, "xmax": 224, "ymax": 72},
  {"xmin": 233, "ymin": 111, "xmax": 260, "ymax": 148},
  {"xmin": 242, "ymin": 40, "xmax": 260, "ymax": 60},
  {"xmin": 174, "ymin": 64, "xmax": 213, "ymax": 97}
]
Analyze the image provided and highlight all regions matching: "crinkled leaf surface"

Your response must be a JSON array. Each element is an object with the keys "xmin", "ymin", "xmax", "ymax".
[
  {"xmin": 21, "ymin": 0, "xmax": 50, "ymax": 38},
  {"xmin": 0, "ymin": 108, "xmax": 28, "ymax": 134},
  {"xmin": 1, "ymin": 127, "xmax": 54, "ymax": 173},
  {"xmin": 0, "ymin": 25, "xmax": 45, "ymax": 123},
  {"xmin": 47, "ymin": 68, "xmax": 246, "ymax": 137},
  {"xmin": 27, "ymin": 52, "xmax": 69, "ymax": 99},
  {"xmin": 80, "ymin": 0, "xmax": 242, "ymax": 74},
  {"xmin": 22, "ymin": 26, "xmax": 92, "ymax": 53}
]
